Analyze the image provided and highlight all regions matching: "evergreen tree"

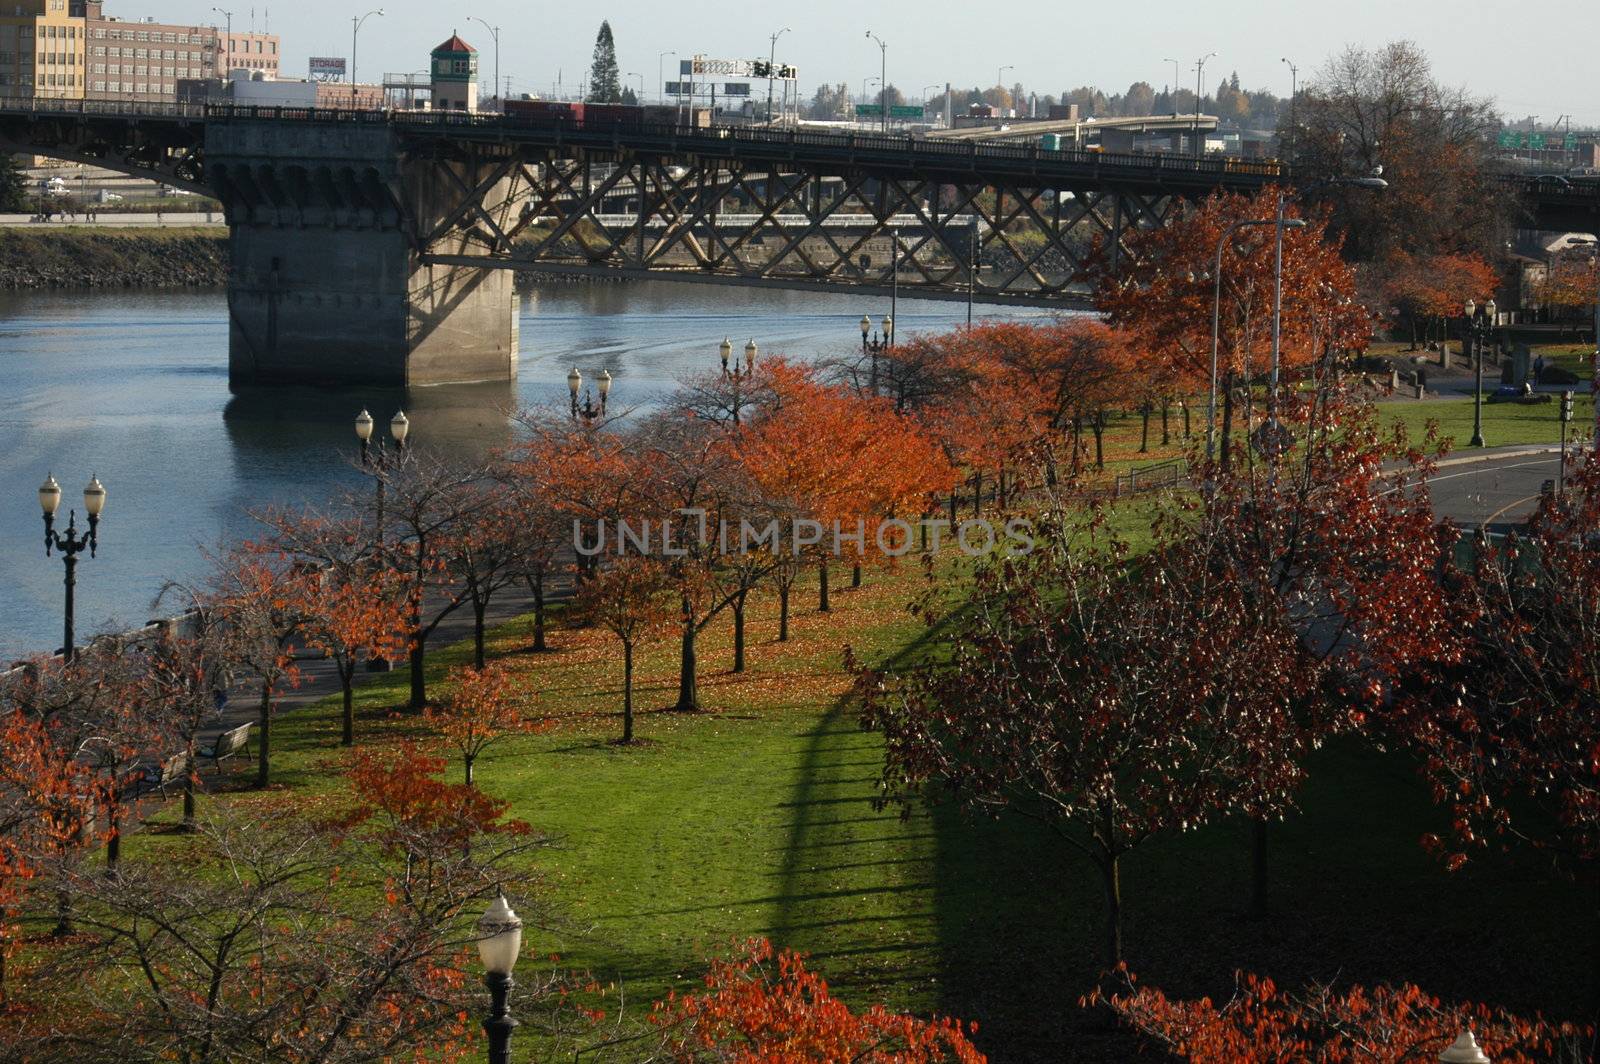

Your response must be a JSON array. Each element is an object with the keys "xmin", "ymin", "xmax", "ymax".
[
  {"xmin": 587, "ymin": 21, "xmax": 622, "ymax": 104},
  {"xmin": 0, "ymin": 153, "xmax": 27, "ymax": 213}
]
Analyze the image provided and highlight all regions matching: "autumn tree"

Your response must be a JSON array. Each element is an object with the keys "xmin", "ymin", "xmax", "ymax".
[
  {"xmin": 1372, "ymin": 251, "xmax": 1498, "ymax": 349},
  {"xmin": 181, "ymin": 549, "xmax": 311, "ymax": 789},
  {"xmin": 854, "ymin": 506, "xmax": 1314, "ymax": 967},
  {"xmin": 437, "ymin": 480, "xmax": 531, "ymax": 669},
  {"xmin": 650, "ymin": 939, "xmax": 985, "ymax": 1062},
  {"xmin": 1092, "ymin": 188, "xmax": 1365, "ymax": 464},
  {"xmin": 380, "ymin": 457, "xmax": 488, "ymax": 709},
  {"xmin": 1291, "ymin": 42, "xmax": 1504, "ymax": 265},
  {"xmin": 15, "ymin": 748, "xmax": 557, "ymax": 1063},
  {"xmin": 1087, "ymin": 970, "xmax": 1581, "ymax": 1063},
  {"xmin": 1401, "ymin": 457, "xmax": 1600, "ymax": 872},
  {"xmin": 423, "ymin": 664, "xmax": 536, "ymax": 787},
  {"xmin": 264, "ymin": 510, "xmax": 409, "ymax": 747},
  {"xmin": 577, "ymin": 557, "xmax": 677, "ymax": 743}
]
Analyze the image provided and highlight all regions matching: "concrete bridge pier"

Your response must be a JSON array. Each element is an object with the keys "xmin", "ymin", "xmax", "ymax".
[{"xmin": 207, "ymin": 120, "xmax": 522, "ymax": 389}]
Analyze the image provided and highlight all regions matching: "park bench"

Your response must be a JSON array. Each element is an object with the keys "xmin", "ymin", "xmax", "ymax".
[
  {"xmin": 137, "ymin": 752, "xmax": 191, "ymax": 799},
  {"xmin": 196, "ymin": 723, "xmax": 252, "ymax": 775}
]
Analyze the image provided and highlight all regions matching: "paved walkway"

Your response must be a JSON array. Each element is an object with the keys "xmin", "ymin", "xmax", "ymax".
[{"xmin": 0, "ymin": 211, "xmax": 222, "ymax": 228}]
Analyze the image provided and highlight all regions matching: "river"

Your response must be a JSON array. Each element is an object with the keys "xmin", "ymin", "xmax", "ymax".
[{"xmin": 0, "ymin": 280, "xmax": 1054, "ymax": 661}]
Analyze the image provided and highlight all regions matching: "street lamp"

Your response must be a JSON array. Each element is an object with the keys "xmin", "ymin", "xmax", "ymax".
[
  {"xmin": 355, "ymin": 408, "xmax": 408, "ymax": 675},
  {"xmin": 211, "ymin": 7, "xmax": 232, "ymax": 75},
  {"xmin": 350, "ymin": 9, "xmax": 384, "ymax": 108},
  {"xmin": 997, "ymin": 65, "xmax": 1014, "ymax": 112},
  {"xmin": 626, "ymin": 72, "xmax": 645, "ymax": 102},
  {"xmin": 1559, "ymin": 388, "xmax": 1575, "ymax": 493},
  {"xmin": 1266, "ymin": 177, "xmax": 1388, "ymax": 421},
  {"xmin": 1162, "ymin": 57, "xmax": 1180, "ymax": 117},
  {"xmin": 1463, "ymin": 298, "xmax": 1497, "ymax": 448},
  {"xmin": 1565, "ymin": 236, "xmax": 1599, "ymax": 446},
  {"xmin": 719, "ymin": 338, "xmax": 758, "ymax": 424},
  {"xmin": 860, "ymin": 77, "xmax": 879, "ymax": 122},
  {"xmin": 1438, "ymin": 1030, "xmax": 1491, "ymax": 1064},
  {"xmin": 1280, "ymin": 58, "xmax": 1299, "ymax": 159},
  {"xmin": 865, "ymin": 30, "xmax": 888, "ymax": 133},
  {"xmin": 39, "ymin": 473, "xmax": 106, "ymax": 662},
  {"xmin": 1207, "ymin": 220, "xmax": 1287, "ymax": 462},
  {"xmin": 861, "ymin": 314, "xmax": 892, "ymax": 394},
  {"xmin": 1192, "ymin": 52, "xmax": 1217, "ymax": 157},
  {"xmin": 467, "ymin": 18, "xmax": 501, "ymax": 110},
  {"xmin": 658, "ymin": 51, "xmax": 675, "ymax": 107},
  {"xmin": 767, "ymin": 28, "xmax": 790, "ymax": 124},
  {"xmin": 568, "ymin": 367, "xmax": 611, "ymax": 424},
  {"xmin": 477, "ymin": 892, "xmax": 523, "ymax": 1064}
]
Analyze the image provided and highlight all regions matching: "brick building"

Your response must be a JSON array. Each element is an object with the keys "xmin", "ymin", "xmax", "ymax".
[
  {"xmin": 74, "ymin": 1, "xmax": 278, "ymax": 103},
  {"xmin": 0, "ymin": 0, "xmax": 87, "ymax": 103}
]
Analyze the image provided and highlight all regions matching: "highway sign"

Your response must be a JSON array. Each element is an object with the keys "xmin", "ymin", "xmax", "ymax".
[
  {"xmin": 890, "ymin": 105, "xmax": 924, "ymax": 118},
  {"xmin": 855, "ymin": 104, "xmax": 882, "ymax": 116}
]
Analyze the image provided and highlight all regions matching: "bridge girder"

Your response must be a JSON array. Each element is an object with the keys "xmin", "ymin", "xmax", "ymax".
[{"xmin": 398, "ymin": 137, "xmax": 1192, "ymax": 300}]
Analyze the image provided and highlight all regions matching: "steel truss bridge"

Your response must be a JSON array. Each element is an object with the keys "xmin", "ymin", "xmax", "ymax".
[{"xmin": 0, "ymin": 101, "xmax": 1595, "ymax": 306}]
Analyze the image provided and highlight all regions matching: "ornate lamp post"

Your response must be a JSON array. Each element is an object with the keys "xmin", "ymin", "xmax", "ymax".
[
  {"xmin": 860, "ymin": 314, "xmax": 892, "ymax": 394},
  {"xmin": 720, "ymin": 338, "xmax": 757, "ymax": 423},
  {"xmin": 477, "ymin": 892, "xmax": 523, "ymax": 1064},
  {"xmin": 1463, "ymin": 298, "xmax": 1497, "ymax": 448},
  {"xmin": 355, "ymin": 409, "xmax": 408, "ymax": 670},
  {"xmin": 568, "ymin": 368, "xmax": 612, "ymax": 424},
  {"xmin": 39, "ymin": 473, "xmax": 106, "ymax": 662}
]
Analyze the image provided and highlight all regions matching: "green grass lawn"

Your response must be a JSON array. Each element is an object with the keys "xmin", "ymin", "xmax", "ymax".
[
  {"xmin": 121, "ymin": 539, "xmax": 1597, "ymax": 1062},
  {"xmin": 1385, "ymin": 394, "xmax": 1594, "ymax": 450}
]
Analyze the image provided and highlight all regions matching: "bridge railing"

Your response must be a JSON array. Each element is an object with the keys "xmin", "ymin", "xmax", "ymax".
[{"xmin": 0, "ymin": 97, "xmax": 1293, "ymax": 182}]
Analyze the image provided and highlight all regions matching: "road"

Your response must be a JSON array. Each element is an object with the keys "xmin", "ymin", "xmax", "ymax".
[{"xmin": 1423, "ymin": 445, "xmax": 1569, "ymax": 530}]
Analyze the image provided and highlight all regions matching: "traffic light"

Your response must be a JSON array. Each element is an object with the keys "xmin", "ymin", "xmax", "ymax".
[{"xmin": 1562, "ymin": 390, "xmax": 1575, "ymax": 423}]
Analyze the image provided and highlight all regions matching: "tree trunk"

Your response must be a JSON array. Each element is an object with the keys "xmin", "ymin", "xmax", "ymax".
[
  {"xmin": 947, "ymin": 490, "xmax": 957, "ymax": 527},
  {"xmin": 1139, "ymin": 402, "xmax": 1151, "ymax": 452},
  {"xmin": 341, "ymin": 675, "xmax": 355, "ymax": 747},
  {"xmin": 623, "ymin": 640, "xmax": 635, "ymax": 742},
  {"xmin": 1092, "ymin": 410, "xmax": 1106, "ymax": 470},
  {"xmin": 1250, "ymin": 817, "xmax": 1269, "ymax": 919},
  {"xmin": 1161, "ymin": 400, "xmax": 1171, "ymax": 446},
  {"xmin": 408, "ymin": 638, "xmax": 426, "ymax": 710},
  {"xmin": 778, "ymin": 578, "xmax": 791, "ymax": 642},
  {"xmin": 529, "ymin": 570, "xmax": 548, "ymax": 652},
  {"xmin": 182, "ymin": 740, "xmax": 196, "ymax": 830},
  {"xmin": 1098, "ymin": 852, "xmax": 1123, "ymax": 968},
  {"xmin": 472, "ymin": 598, "xmax": 488, "ymax": 670},
  {"xmin": 105, "ymin": 797, "xmax": 120, "ymax": 877},
  {"xmin": 732, "ymin": 591, "xmax": 747, "ymax": 673},
  {"xmin": 818, "ymin": 561, "xmax": 831, "ymax": 613},
  {"xmin": 255, "ymin": 683, "xmax": 273, "ymax": 790},
  {"xmin": 972, "ymin": 470, "xmax": 982, "ymax": 517},
  {"xmin": 1182, "ymin": 401, "xmax": 1191, "ymax": 440},
  {"xmin": 464, "ymin": 755, "xmax": 475, "ymax": 788},
  {"xmin": 851, "ymin": 563, "xmax": 862, "ymax": 589},
  {"xmin": 674, "ymin": 613, "xmax": 699, "ymax": 711},
  {"xmin": 1071, "ymin": 416, "xmax": 1083, "ymax": 476}
]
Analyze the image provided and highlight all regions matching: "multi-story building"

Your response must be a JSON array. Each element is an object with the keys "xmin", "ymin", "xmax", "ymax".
[
  {"xmin": 0, "ymin": 0, "xmax": 88, "ymax": 103},
  {"xmin": 75, "ymin": 1, "xmax": 278, "ymax": 103}
]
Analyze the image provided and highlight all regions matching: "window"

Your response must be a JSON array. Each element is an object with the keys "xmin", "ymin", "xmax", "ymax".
[
  {"xmin": 91, "ymin": 80, "xmax": 103, "ymax": 90},
  {"xmin": 162, "ymin": 49, "xmax": 173, "ymax": 59},
  {"xmin": 91, "ymin": 46, "xmax": 103, "ymax": 56},
  {"xmin": 162, "ymin": 32, "xmax": 175, "ymax": 42}
]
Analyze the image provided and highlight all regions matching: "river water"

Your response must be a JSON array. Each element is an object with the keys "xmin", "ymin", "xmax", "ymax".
[{"xmin": 0, "ymin": 281, "xmax": 1052, "ymax": 661}]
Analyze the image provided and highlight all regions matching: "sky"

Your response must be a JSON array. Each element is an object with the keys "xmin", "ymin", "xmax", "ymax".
[{"xmin": 139, "ymin": 0, "xmax": 1600, "ymax": 127}]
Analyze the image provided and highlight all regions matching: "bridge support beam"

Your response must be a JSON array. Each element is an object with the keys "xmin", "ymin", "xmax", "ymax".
[{"xmin": 209, "ymin": 121, "xmax": 521, "ymax": 389}]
